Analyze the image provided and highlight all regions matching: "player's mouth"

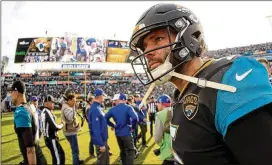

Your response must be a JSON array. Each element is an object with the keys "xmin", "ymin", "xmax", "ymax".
[{"xmin": 149, "ymin": 61, "xmax": 162, "ymax": 71}]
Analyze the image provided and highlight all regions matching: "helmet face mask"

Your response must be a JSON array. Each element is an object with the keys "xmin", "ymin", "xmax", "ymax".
[
  {"xmin": 130, "ymin": 18, "xmax": 191, "ymax": 86},
  {"xmin": 129, "ymin": 3, "xmax": 207, "ymax": 86}
]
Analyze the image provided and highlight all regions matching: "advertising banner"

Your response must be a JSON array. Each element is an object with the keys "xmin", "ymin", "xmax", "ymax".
[
  {"xmin": 48, "ymin": 81, "xmax": 57, "ymax": 85},
  {"xmin": 75, "ymin": 37, "xmax": 106, "ymax": 62},
  {"xmin": 80, "ymin": 80, "xmax": 92, "ymax": 84},
  {"xmin": 39, "ymin": 73, "xmax": 52, "ymax": 77},
  {"xmin": 14, "ymin": 38, "xmax": 52, "ymax": 63},
  {"xmin": 49, "ymin": 37, "xmax": 77, "ymax": 62},
  {"xmin": 14, "ymin": 37, "xmax": 132, "ymax": 63},
  {"xmin": 20, "ymin": 74, "xmax": 33, "ymax": 78},
  {"xmin": 33, "ymin": 81, "xmax": 48, "ymax": 85},
  {"xmin": 50, "ymin": 37, "xmax": 106, "ymax": 63},
  {"xmin": 59, "ymin": 72, "xmax": 69, "ymax": 76},
  {"xmin": 61, "ymin": 64, "xmax": 90, "ymax": 69},
  {"xmin": 108, "ymin": 80, "xmax": 118, "ymax": 84},
  {"xmin": 105, "ymin": 40, "xmax": 130, "ymax": 63}
]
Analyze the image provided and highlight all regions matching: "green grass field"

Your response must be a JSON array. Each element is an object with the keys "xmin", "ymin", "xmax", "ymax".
[{"xmin": 1, "ymin": 110, "xmax": 162, "ymax": 164}]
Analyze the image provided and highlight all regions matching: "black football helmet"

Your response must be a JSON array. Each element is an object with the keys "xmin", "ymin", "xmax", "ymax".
[{"xmin": 129, "ymin": 3, "xmax": 207, "ymax": 86}]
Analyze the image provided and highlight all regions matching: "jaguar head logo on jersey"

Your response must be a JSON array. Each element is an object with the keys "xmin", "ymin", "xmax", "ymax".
[{"xmin": 183, "ymin": 94, "xmax": 199, "ymax": 120}]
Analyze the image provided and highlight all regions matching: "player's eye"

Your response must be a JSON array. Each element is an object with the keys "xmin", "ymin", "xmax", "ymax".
[{"xmin": 155, "ymin": 37, "xmax": 163, "ymax": 43}]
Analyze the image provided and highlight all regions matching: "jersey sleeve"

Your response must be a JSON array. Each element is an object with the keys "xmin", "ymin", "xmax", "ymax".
[
  {"xmin": 14, "ymin": 107, "xmax": 32, "ymax": 128},
  {"xmin": 215, "ymin": 56, "xmax": 272, "ymax": 137}
]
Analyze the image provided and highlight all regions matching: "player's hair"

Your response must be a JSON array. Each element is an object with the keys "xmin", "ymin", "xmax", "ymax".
[
  {"xmin": 88, "ymin": 96, "xmax": 94, "ymax": 102},
  {"xmin": 257, "ymin": 58, "xmax": 269, "ymax": 66},
  {"xmin": 66, "ymin": 94, "xmax": 76, "ymax": 101}
]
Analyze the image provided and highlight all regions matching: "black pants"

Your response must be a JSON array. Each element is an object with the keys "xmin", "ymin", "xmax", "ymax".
[
  {"xmin": 36, "ymin": 143, "xmax": 48, "ymax": 165},
  {"xmin": 131, "ymin": 129, "xmax": 137, "ymax": 148},
  {"xmin": 89, "ymin": 138, "xmax": 95, "ymax": 155},
  {"xmin": 45, "ymin": 138, "xmax": 65, "ymax": 165},
  {"xmin": 116, "ymin": 136, "xmax": 135, "ymax": 165},
  {"xmin": 18, "ymin": 140, "xmax": 47, "ymax": 165},
  {"xmin": 149, "ymin": 113, "xmax": 156, "ymax": 136},
  {"xmin": 139, "ymin": 123, "xmax": 147, "ymax": 145},
  {"xmin": 95, "ymin": 142, "xmax": 109, "ymax": 165},
  {"xmin": 162, "ymin": 160, "xmax": 175, "ymax": 165}
]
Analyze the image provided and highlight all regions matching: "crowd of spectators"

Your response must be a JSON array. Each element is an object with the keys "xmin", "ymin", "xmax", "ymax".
[
  {"xmin": 1, "ymin": 73, "xmax": 175, "ymax": 104},
  {"xmin": 2, "ymin": 42, "xmax": 272, "ymax": 104},
  {"xmin": 205, "ymin": 42, "xmax": 272, "ymax": 59}
]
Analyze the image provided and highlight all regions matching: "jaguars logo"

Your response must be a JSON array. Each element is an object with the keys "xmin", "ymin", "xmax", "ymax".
[
  {"xmin": 133, "ymin": 23, "xmax": 146, "ymax": 34},
  {"xmin": 182, "ymin": 94, "xmax": 199, "ymax": 120}
]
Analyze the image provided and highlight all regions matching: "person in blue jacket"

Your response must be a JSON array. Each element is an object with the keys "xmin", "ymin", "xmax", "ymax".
[
  {"xmin": 88, "ymin": 88, "xmax": 109, "ymax": 165},
  {"xmin": 134, "ymin": 94, "xmax": 148, "ymax": 147},
  {"xmin": 105, "ymin": 93, "xmax": 138, "ymax": 164}
]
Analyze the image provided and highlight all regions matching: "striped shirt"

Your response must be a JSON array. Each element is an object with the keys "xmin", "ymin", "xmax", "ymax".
[
  {"xmin": 40, "ymin": 107, "xmax": 63, "ymax": 138},
  {"xmin": 148, "ymin": 102, "xmax": 157, "ymax": 114}
]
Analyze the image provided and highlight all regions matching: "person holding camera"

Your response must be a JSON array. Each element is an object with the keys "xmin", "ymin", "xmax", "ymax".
[{"xmin": 61, "ymin": 89, "xmax": 84, "ymax": 165}]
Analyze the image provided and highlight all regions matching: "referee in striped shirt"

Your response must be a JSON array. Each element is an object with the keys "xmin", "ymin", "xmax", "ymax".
[
  {"xmin": 147, "ymin": 96, "xmax": 157, "ymax": 137},
  {"xmin": 41, "ymin": 95, "xmax": 65, "ymax": 165}
]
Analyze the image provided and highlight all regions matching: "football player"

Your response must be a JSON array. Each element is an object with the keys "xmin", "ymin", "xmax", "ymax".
[{"xmin": 129, "ymin": 3, "xmax": 272, "ymax": 165}]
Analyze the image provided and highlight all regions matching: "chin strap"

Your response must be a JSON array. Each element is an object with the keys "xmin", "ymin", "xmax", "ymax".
[{"xmin": 171, "ymin": 72, "xmax": 237, "ymax": 93}]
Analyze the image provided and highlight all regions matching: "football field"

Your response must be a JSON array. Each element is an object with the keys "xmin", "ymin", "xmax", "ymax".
[{"xmin": 1, "ymin": 111, "xmax": 162, "ymax": 164}]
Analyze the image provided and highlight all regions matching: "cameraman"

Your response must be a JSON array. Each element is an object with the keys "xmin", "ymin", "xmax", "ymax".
[{"xmin": 61, "ymin": 89, "xmax": 84, "ymax": 165}]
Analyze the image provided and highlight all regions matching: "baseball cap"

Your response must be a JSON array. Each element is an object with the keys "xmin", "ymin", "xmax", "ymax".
[
  {"xmin": 30, "ymin": 96, "xmax": 38, "ymax": 102},
  {"xmin": 94, "ymin": 88, "xmax": 107, "ymax": 98},
  {"xmin": 112, "ymin": 93, "xmax": 127, "ymax": 101},
  {"xmin": 7, "ymin": 80, "xmax": 26, "ymax": 94},
  {"xmin": 134, "ymin": 94, "xmax": 140, "ymax": 97},
  {"xmin": 157, "ymin": 94, "xmax": 171, "ymax": 107},
  {"xmin": 112, "ymin": 94, "xmax": 120, "ymax": 101},
  {"xmin": 118, "ymin": 93, "xmax": 127, "ymax": 101},
  {"xmin": 44, "ymin": 95, "xmax": 56, "ymax": 103}
]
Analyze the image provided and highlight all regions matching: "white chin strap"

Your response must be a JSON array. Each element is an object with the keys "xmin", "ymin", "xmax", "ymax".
[
  {"xmin": 171, "ymin": 72, "xmax": 237, "ymax": 93},
  {"xmin": 150, "ymin": 56, "xmax": 236, "ymax": 92}
]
